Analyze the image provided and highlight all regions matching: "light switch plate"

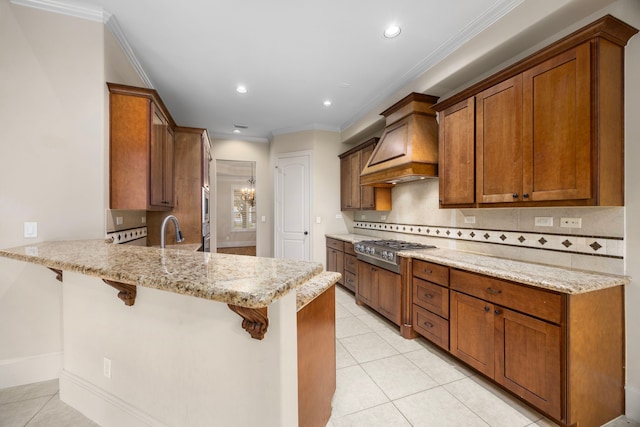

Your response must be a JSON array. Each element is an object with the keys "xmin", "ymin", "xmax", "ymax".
[
  {"xmin": 464, "ymin": 216, "xmax": 476, "ymax": 224},
  {"xmin": 24, "ymin": 222, "xmax": 37, "ymax": 238}
]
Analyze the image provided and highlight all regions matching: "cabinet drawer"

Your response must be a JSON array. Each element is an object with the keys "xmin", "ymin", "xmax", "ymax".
[
  {"xmin": 413, "ymin": 260, "xmax": 449, "ymax": 286},
  {"xmin": 413, "ymin": 278, "xmax": 449, "ymax": 318},
  {"xmin": 413, "ymin": 305, "xmax": 449, "ymax": 350},
  {"xmin": 344, "ymin": 270, "xmax": 356, "ymax": 293},
  {"xmin": 344, "ymin": 242, "xmax": 355, "ymax": 255},
  {"xmin": 450, "ymin": 269, "xmax": 562, "ymax": 324},
  {"xmin": 344, "ymin": 254, "xmax": 357, "ymax": 274},
  {"xmin": 326, "ymin": 238, "xmax": 344, "ymax": 251}
]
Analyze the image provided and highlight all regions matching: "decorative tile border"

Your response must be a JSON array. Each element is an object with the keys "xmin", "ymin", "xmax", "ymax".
[
  {"xmin": 354, "ymin": 221, "xmax": 623, "ymax": 259},
  {"xmin": 106, "ymin": 227, "xmax": 147, "ymax": 244}
]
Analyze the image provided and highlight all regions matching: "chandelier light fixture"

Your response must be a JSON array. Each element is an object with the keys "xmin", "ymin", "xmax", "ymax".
[{"xmin": 241, "ymin": 163, "xmax": 256, "ymax": 206}]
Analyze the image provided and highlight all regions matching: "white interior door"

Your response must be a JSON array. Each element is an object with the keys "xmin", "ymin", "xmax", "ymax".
[{"xmin": 275, "ymin": 152, "xmax": 311, "ymax": 261}]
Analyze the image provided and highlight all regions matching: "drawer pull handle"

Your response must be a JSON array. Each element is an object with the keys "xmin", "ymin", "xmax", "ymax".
[
  {"xmin": 484, "ymin": 306, "xmax": 490, "ymax": 312},
  {"xmin": 423, "ymin": 269, "xmax": 432, "ymax": 274},
  {"xmin": 423, "ymin": 293, "xmax": 433, "ymax": 299},
  {"xmin": 423, "ymin": 321, "xmax": 434, "ymax": 328},
  {"xmin": 486, "ymin": 288, "xmax": 502, "ymax": 294}
]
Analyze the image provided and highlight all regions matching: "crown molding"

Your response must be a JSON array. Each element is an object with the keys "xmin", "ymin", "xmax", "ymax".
[
  {"xmin": 10, "ymin": 0, "xmax": 154, "ymax": 89},
  {"xmin": 10, "ymin": 0, "xmax": 106, "ymax": 22}
]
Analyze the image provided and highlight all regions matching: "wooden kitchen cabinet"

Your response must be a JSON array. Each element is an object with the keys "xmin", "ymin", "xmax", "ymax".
[
  {"xmin": 343, "ymin": 242, "xmax": 357, "ymax": 293},
  {"xmin": 438, "ymin": 98, "xmax": 475, "ymax": 207},
  {"xmin": 339, "ymin": 138, "xmax": 391, "ymax": 211},
  {"xmin": 325, "ymin": 238, "xmax": 344, "ymax": 286},
  {"xmin": 412, "ymin": 259, "xmax": 450, "ymax": 350},
  {"xmin": 446, "ymin": 268, "xmax": 623, "ymax": 427},
  {"xmin": 433, "ymin": 15, "xmax": 638, "ymax": 208},
  {"xmin": 356, "ymin": 260, "xmax": 401, "ymax": 325},
  {"xmin": 108, "ymin": 83, "xmax": 177, "ymax": 211},
  {"xmin": 147, "ymin": 127, "xmax": 211, "ymax": 248}
]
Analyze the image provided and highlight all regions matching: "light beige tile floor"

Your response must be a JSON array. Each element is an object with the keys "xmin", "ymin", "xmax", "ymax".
[
  {"xmin": 1, "ymin": 285, "xmax": 638, "ymax": 427},
  {"xmin": 328, "ymin": 285, "xmax": 639, "ymax": 427}
]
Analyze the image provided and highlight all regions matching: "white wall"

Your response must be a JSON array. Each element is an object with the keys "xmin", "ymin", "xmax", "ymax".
[
  {"xmin": 210, "ymin": 138, "xmax": 271, "ymax": 256},
  {"xmin": 0, "ymin": 2, "xmax": 103, "ymax": 387},
  {"xmin": 0, "ymin": 1, "xmax": 146, "ymax": 388}
]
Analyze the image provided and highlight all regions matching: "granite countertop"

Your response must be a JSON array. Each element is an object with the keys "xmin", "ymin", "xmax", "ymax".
[
  {"xmin": 326, "ymin": 234, "xmax": 629, "ymax": 294},
  {"xmin": 296, "ymin": 271, "xmax": 341, "ymax": 311},
  {"xmin": 0, "ymin": 240, "xmax": 325, "ymax": 308},
  {"xmin": 325, "ymin": 233, "xmax": 370, "ymax": 244}
]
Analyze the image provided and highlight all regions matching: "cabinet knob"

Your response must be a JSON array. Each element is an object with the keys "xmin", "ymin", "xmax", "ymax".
[
  {"xmin": 523, "ymin": 193, "xmax": 529, "ymax": 199},
  {"xmin": 512, "ymin": 193, "xmax": 518, "ymax": 199},
  {"xmin": 484, "ymin": 306, "xmax": 490, "ymax": 312},
  {"xmin": 494, "ymin": 309, "xmax": 502, "ymax": 315}
]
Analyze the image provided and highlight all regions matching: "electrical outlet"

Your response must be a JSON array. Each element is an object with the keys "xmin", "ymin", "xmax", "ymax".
[
  {"xmin": 560, "ymin": 217, "xmax": 582, "ymax": 228},
  {"xmin": 316, "ymin": 216, "xmax": 321, "ymax": 224},
  {"xmin": 103, "ymin": 357, "xmax": 112, "ymax": 379},
  {"xmin": 381, "ymin": 215, "xmax": 387, "ymax": 221},
  {"xmin": 261, "ymin": 216, "xmax": 266, "ymax": 222},
  {"xmin": 535, "ymin": 217, "xmax": 553, "ymax": 227},
  {"xmin": 360, "ymin": 214, "xmax": 366, "ymax": 220},
  {"xmin": 141, "ymin": 216, "xmax": 146, "ymax": 224},
  {"xmin": 464, "ymin": 216, "xmax": 476, "ymax": 224},
  {"xmin": 116, "ymin": 216, "xmax": 123, "ymax": 225},
  {"xmin": 335, "ymin": 214, "xmax": 342, "ymax": 219}
]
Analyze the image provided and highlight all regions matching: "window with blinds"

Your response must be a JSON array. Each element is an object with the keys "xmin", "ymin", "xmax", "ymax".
[{"xmin": 233, "ymin": 188, "xmax": 256, "ymax": 230}]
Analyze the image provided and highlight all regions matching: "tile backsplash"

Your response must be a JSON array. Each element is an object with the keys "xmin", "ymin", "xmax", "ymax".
[{"xmin": 346, "ymin": 180, "xmax": 625, "ymax": 275}]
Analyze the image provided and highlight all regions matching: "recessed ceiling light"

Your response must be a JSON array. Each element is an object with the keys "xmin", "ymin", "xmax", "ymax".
[
  {"xmin": 233, "ymin": 129, "xmax": 241, "ymax": 134},
  {"xmin": 384, "ymin": 25, "xmax": 401, "ymax": 38},
  {"xmin": 236, "ymin": 85, "xmax": 248, "ymax": 94},
  {"xmin": 323, "ymin": 100, "xmax": 332, "ymax": 107}
]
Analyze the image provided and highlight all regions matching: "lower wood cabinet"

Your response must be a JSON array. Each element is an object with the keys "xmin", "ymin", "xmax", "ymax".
[
  {"xmin": 343, "ymin": 243, "xmax": 357, "ymax": 293},
  {"xmin": 408, "ymin": 260, "xmax": 624, "ymax": 427},
  {"xmin": 325, "ymin": 238, "xmax": 344, "ymax": 286},
  {"xmin": 356, "ymin": 260, "xmax": 401, "ymax": 326}
]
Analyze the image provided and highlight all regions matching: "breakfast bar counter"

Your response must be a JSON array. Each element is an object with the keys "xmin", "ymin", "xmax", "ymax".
[{"xmin": 0, "ymin": 240, "xmax": 338, "ymax": 427}]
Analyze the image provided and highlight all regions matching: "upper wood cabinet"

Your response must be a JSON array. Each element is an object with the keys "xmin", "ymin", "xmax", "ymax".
[
  {"xmin": 108, "ymin": 83, "xmax": 177, "ymax": 211},
  {"xmin": 434, "ymin": 15, "xmax": 638, "ymax": 208},
  {"xmin": 339, "ymin": 138, "xmax": 391, "ymax": 211}
]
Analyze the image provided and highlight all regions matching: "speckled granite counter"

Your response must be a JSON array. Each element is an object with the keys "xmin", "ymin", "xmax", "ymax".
[
  {"xmin": 326, "ymin": 234, "xmax": 629, "ymax": 294},
  {"xmin": 325, "ymin": 233, "xmax": 369, "ymax": 244},
  {"xmin": 296, "ymin": 271, "xmax": 341, "ymax": 310},
  {"xmin": 0, "ymin": 240, "xmax": 324, "ymax": 309}
]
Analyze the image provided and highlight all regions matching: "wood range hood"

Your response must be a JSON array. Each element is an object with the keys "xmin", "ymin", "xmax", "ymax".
[{"xmin": 360, "ymin": 93, "xmax": 439, "ymax": 187}]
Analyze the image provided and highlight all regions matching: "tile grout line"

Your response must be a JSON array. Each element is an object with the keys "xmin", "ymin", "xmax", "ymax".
[{"xmin": 23, "ymin": 393, "xmax": 56, "ymax": 427}]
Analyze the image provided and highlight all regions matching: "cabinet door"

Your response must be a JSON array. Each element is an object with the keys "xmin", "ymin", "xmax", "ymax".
[
  {"xmin": 326, "ymin": 248, "xmax": 344, "ymax": 285},
  {"xmin": 439, "ymin": 97, "xmax": 476, "ymax": 206},
  {"xmin": 149, "ymin": 106, "xmax": 166, "ymax": 207},
  {"xmin": 476, "ymin": 75, "xmax": 523, "ymax": 204},
  {"xmin": 356, "ymin": 261, "xmax": 375, "ymax": 307},
  {"xmin": 495, "ymin": 308, "xmax": 562, "ymax": 420},
  {"xmin": 522, "ymin": 42, "xmax": 591, "ymax": 202},
  {"xmin": 376, "ymin": 268, "xmax": 402, "ymax": 325},
  {"xmin": 340, "ymin": 152, "xmax": 361, "ymax": 210},
  {"xmin": 360, "ymin": 144, "xmax": 376, "ymax": 209},
  {"xmin": 450, "ymin": 291, "xmax": 495, "ymax": 377},
  {"xmin": 163, "ymin": 127, "xmax": 175, "ymax": 207}
]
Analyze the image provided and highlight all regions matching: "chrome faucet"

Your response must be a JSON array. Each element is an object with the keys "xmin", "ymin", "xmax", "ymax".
[{"xmin": 160, "ymin": 215, "xmax": 185, "ymax": 248}]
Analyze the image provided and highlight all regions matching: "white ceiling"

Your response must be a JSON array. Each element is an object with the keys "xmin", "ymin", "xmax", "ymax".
[{"xmin": 11, "ymin": 0, "xmax": 621, "ymax": 141}]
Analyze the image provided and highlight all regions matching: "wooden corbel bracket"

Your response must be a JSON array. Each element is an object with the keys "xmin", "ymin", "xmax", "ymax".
[
  {"xmin": 48, "ymin": 268, "xmax": 63, "ymax": 282},
  {"xmin": 102, "ymin": 280, "xmax": 137, "ymax": 306},
  {"xmin": 227, "ymin": 305, "xmax": 269, "ymax": 340}
]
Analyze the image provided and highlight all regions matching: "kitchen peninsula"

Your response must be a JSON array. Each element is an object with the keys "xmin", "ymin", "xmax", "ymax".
[{"xmin": 0, "ymin": 240, "xmax": 339, "ymax": 427}]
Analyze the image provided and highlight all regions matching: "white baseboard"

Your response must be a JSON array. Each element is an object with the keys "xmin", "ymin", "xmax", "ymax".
[
  {"xmin": 627, "ymin": 385, "xmax": 640, "ymax": 423},
  {"xmin": 0, "ymin": 352, "xmax": 62, "ymax": 388},
  {"xmin": 59, "ymin": 370, "xmax": 167, "ymax": 427}
]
